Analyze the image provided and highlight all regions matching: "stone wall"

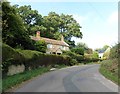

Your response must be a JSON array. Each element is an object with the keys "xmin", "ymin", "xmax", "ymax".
[{"xmin": 7, "ymin": 64, "xmax": 25, "ymax": 76}]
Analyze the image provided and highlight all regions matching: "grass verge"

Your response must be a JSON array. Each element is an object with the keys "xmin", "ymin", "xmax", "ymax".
[
  {"xmin": 99, "ymin": 66, "xmax": 119, "ymax": 85},
  {"xmin": 99, "ymin": 58, "xmax": 119, "ymax": 85},
  {"xmin": 2, "ymin": 67, "xmax": 50, "ymax": 92}
]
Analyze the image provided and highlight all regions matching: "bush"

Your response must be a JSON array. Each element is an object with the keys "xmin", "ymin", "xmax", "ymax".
[
  {"xmin": 34, "ymin": 40, "xmax": 47, "ymax": 53},
  {"xmin": 109, "ymin": 44, "xmax": 119, "ymax": 59},
  {"xmin": 84, "ymin": 54, "xmax": 99, "ymax": 62},
  {"xmin": 2, "ymin": 43, "xmax": 24, "ymax": 62},
  {"xmin": 71, "ymin": 47, "xmax": 84, "ymax": 55},
  {"xmin": 92, "ymin": 51, "xmax": 99, "ymax": 59},
  {"xmin": 62, "ymin": 51, "xmax": 84, "ymax": 63},
  {"xmin": 2, "ymin": 43, "xmax": 25, "ymax": 76},
  {"xmin": 100, "ymin": 58, "xmax": 119, "ymax": 84},
  {"xmin": 70, "ymin": 59, "xmax": 78, "ymax": 65}
]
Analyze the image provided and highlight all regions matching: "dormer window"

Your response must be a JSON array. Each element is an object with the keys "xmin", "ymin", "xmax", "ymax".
[{"xmin": 47, "ymin": 44, "xmax": 52, "ymax": 48}]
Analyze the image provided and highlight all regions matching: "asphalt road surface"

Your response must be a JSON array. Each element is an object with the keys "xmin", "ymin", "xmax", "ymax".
[{"xmin": 13, "ymin": 64, "xmax": 118, "ymax": 92}]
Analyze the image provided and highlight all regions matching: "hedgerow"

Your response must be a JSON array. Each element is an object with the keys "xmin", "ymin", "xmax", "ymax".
[{"xmin": 2, "ymin": 44, "xmax": 72, "ymax": 76}]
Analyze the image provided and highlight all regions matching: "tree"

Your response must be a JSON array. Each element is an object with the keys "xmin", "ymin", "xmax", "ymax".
[
  {"xmin": 42, "ymin": 12, "xmax": 82, "ymax": 47},
  {"xmin": 13, "ymin": 5, "xmax": 83, "ymax": 48},
  {"xmin": 13, "ymin": 5, "xmax": 43, "ymax": 35},
  {"xmin": 76, "ymin": 42, "xmax": 88, "ymax": 50},
  {"xmin": 2, "ymin": 2, "xmax": 34, "ymax": 49},
  {"xmin": 71, "ymin": 47, "xmax": 84, "ymax": 55}
]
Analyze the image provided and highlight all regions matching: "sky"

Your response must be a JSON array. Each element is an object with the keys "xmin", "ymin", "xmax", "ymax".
[{"xmin": 9, "ymin": 1, "xmax": 118, "ymax": 50}]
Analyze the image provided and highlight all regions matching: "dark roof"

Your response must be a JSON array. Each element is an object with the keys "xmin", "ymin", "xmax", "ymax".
[{"xmin": 30, "ymin": 36, "xmax": 69, "ymax": 47}]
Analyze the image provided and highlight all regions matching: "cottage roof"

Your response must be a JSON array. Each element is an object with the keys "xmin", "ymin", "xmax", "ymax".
[{"xmin": 30, "ymin": 36, "xmax": 69, "ymax": 47}]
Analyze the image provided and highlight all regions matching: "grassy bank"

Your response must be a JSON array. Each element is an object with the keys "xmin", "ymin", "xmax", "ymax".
[
  {"xmin": 2, "ymin": 67, "xmax": 50, "ymax": 92},
  {"xmin": 99, "ymin": 59, "xmax": 119, "ymax": 85},
  {"xmin": 99, "ymin": 66, "xmax": 119, "ymax": 84}
]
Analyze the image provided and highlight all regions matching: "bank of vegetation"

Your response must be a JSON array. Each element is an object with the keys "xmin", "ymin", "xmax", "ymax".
[{"xmin": 99, "ymin": 43, "xmax": 119, "ymax": 85}]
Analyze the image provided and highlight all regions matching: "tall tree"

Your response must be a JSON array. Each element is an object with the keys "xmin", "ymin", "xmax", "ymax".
[
  {"xmin": 13, "ymin": 5, "xmax": 43, "ymax": 35},
  {"xmin": 42, "ymin": 12, "xmax": 82, "ymax": 47},
  {"xmin": 13, "ymin": 5, "xmax": 83, "ymax": 47},
  {"xmin": 2, "ymin": 2, "xmax": 34, "ymax": 49}
]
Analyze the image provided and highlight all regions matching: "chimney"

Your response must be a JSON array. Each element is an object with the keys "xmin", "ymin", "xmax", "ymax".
[
  {"xmin": 61, "ymin": 35, "xmax": 64, "ymax": 42},
  {"xmin": 36, "ymin": 31, "xmax": 40, "ymax": 39}
]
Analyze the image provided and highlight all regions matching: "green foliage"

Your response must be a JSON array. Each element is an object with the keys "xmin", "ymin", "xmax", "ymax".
[
  {"xmin": 2, "ymin": 2, "xmax": 34, "ymax": 49},
  {"xmin": 100, "ymin": 44, "xmax": 119, "ymax": 85},
  {"xmin": 34, "ymin": 40, "xmax": 47, "ymax": 53},
  {"xmin": 71, "ymin": 47, "xmax": 84, "ymax": 55},
  {"xmin": 92, "ymin": 51, "xmax": 99, "ymax": 59},
  {"xmin": 84, "ymin": 53, "xmax": 99, "ymax": 62},
  {"xmin": 2, "ymin": 43, "xmax": 25, "ymax": 76},
  {"xmin": 63, "ymin": 51, "xmax": 84, "ymax": 63},
  {"xmin": 75, "ymin": 42, "xmax": 93, "ymax": 54},
  {"xmin": 76, "ymin": 42, "xmax": 88, "ymax": 50},
  {"xmin": 109, "ymin": 44, "xmax": 119, "ymax": 59},
  {"xmin": 14, "ymin": 6, "xmax": 82, "ymax": 47},
  {"xmin": 2, "ymin": 44, "xmax": 72, "ymax": 76},
  {"xmin": 2, "ymin": 67, "xmax": 49, "ymax": 92},
  {"xmin": 70, "ymin": 59, "xmax": 78, "ymax": 65},
  {"xmin": 100, "ymin": 58, "xmax": 119, "ymax": 84}
]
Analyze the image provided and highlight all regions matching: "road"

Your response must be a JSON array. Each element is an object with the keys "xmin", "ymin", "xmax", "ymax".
[{"xmin": 13, "ymin": 64, "xmax": 118, "ymax": 92}]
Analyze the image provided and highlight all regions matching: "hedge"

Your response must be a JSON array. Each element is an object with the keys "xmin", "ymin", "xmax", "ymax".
[
  {"xmin": 84, "ymin": 54, "xmax": 99, "ymax": 62},
  {"xmin": 18, "ymin": 50, "xmax": 72, "ymax": 70},
  {"xmin": 100, "ymin": 58, "xmax": 119, "ymax": 84},
  {"xmin": 62, "ymin": 51, "xmax": 84, "ymax": 63},
  {"xmin": 2, "ymin": 44, "xmax": 72, "ymax": 76}
]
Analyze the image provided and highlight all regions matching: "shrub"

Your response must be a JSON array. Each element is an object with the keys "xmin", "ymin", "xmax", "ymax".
[
  {"xmin": 70, "ymin": 59, "xmax": 78, "ymax": 65},
  {"xmin": 62, "ymin": 51, "xmax": 84, "ymax": 63},
  {"xmin": 100, "ymin": 58, "xmax": 118, "ymax": 84},
  {"xmin": 109, "ymin": 44, "xmax": 119, "ymax": 59},
  {"xmin": 34, "ymin": 40, "xmax": 47, "ymax": 53},
  {"xmin": 2, "ymin": 43, "xmax": 25, "ymax": 76},
  {"xmin": 84, "ymin": 53, "xmax": 99, "ymax": 62},
  {"xmin": 92, "ymin": 51, "xmax": 99, "ymax": 59},
  {"xmin": 2, "ymin": 43, "xmax": 24, "ymax": 62},
  {"xmin": 71, "ymin": 47, "xmax": 84, "ymax": 55}
]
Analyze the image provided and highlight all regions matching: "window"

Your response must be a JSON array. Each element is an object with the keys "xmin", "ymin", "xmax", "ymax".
[
  {"xmin": 47, "ymin": 44, "xmax": 52, "ymax": 48},
  {"xmin": 60, "ymin": 46, "xmax": 65, "ymax": 50}
]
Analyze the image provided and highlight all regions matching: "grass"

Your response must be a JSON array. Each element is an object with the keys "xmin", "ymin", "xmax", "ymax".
[
  {"xmin": 2, "ymin": 67, "xmax": 50, "ymax": 92},
  {"xmin": 2, "ymin": 64, "xmax": 68, "ymax": 92},
  {"xmin": 99, "ymin": 66, "xmax": 119, "ymax": 85},
  {"xmin": 99, "ymin": 58, "xmax": 119, "ymax": 85}
]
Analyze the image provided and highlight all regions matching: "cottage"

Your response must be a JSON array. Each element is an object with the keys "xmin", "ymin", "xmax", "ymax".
[{"xmin": 30, "ymin": 31, "xmax": 69, "ymax": 55}]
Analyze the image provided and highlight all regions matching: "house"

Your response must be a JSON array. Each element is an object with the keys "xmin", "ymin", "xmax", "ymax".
[
  {"xmin": 98, "ymin": 47, "xmax": 111, "ymax": 59},
  {"xmin": 30, "ymin": 31, "xmax": 69, "ymax": 55},
  {"xmin": 98, "ymin": 52, "xmax": 104, "ymax": 59}
]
